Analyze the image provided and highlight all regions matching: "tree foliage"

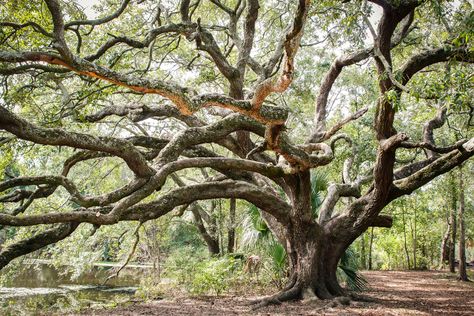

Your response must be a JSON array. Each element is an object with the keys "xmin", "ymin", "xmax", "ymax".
[{"xmin": 0, "ymin": 0, "xmax": 473, "ymax": 303}]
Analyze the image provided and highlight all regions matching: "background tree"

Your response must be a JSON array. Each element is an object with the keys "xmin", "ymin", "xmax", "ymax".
[
  {"xmin": 458, "ymin": 166, "xmax": 468, "ymax": 281},
  {"xmin": 0, "ymin": 0, "xmax": 473, "ymax": 304}
]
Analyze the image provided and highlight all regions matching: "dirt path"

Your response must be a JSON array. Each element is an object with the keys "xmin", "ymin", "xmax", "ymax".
[{"xmin": 76, "ymin": 270, "xmax": 474, "ymax": 315}]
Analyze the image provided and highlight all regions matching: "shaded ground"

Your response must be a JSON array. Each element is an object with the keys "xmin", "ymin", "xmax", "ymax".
[{"xmin": 75, "ymin": 270, "xmax": 474, "ymax": 315}]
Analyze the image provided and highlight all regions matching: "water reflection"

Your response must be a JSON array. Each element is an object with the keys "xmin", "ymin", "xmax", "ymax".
[{"xmin": 0, "ymin": 261, "xmax": 143, "ymax": 314}]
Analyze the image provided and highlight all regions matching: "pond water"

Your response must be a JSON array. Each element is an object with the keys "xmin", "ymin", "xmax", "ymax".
[{"xmin": 0, "ymin": 260, "xmax": 147, "ymax": 315}]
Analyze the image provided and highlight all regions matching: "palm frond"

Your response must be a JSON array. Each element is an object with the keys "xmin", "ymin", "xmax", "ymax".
[
  {"xmin": 338, "ymin": 247, "xmax": 369, "ymax": 292},
  {"xmin": 338, "ymin": 265, "xmax": 369, "ymax": 292},
  {"xmin": 269, "ymin": 242, "xmax": 286, "ymax": 270},
  {"xmin": 310, "ymin": 171, "xmax": 328, "ymax": 218},
  {"xmin": 240, "ymin": 204, "xmax": 271, "ymax": 249}
]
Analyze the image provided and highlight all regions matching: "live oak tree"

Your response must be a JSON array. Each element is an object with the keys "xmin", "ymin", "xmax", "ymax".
[{"xmin": 0, "ymin": 0, "xmax": 473, "ymax": 304}]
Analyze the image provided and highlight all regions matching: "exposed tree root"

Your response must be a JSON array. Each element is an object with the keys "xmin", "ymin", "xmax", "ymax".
[
  {"xmin": 250, "ymin": 285, "xmax": 302, "ymax": 310},
  {"xmin": 349, "ymin": 292, "xmax": 377, "ymax": 302},
  {"xmin": 309, "ymin": 296, "xmax": 352, "ymax": 313},
  {"xmin": 249, "ymin": 280, "xmax": 357, "ymax": 312}
]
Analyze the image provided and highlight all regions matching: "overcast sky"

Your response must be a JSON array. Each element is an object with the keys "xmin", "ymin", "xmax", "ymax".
[{"xmin": 77, "ymin": 0, "xmax": 99, "ymax": 18}]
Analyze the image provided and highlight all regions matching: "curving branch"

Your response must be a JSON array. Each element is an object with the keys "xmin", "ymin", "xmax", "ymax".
[
  {"xmin": 0, "ymin": 51, "xmax": 288, "ymax": 125},
  {"xmin": 0, "ymin": 223, "xmax": 79, "ymax": 269},
  {"xmin": 0, "ymin": 105, "xmax": 154, "ymax": 178},
  {"xmin": 44, "ymin": 0, "xmax": 73, "ymax": 61},
  {"xmin": 395, "ymin": 107, "xmax": 464, "ymax": 179},
  {"xmin": 313, "ymin": 50, "xmax": 372, "ymax": 135},
  {"xmin": 318, "ymin": 183, "xmax": 361, "ymax": 224},
  {"xmin": 310, "ymin": 107, "xmax": 368, "ymax": 143},
  {"xmin": 0, "ymin": 64, "xmax": 68, "ymax": 75},
  {"xmin": 252, "ymin": 0, "xmax": 310, "ymax": 108},
  {"xmin": 85, "ymin": 103, "xmax": 205, "ymax": 127},
  {"xmin": 312, "ymin": 6, "xmax": 415, "ymax": 138},
  {"xmin": 0, "ymin": 180, "xmax": 292, "ymax": 226},
  {"xmin": 391, "ymin": 138, "xmax": 474, "ymax": 199},
  {"xmin": 400, "ymin": 46, "xmax": 474, "ymax": 85},
  {"xmin": 399, "ymin": 139, "xmax": 467, "ymax": 154},
  {"xmin": 65, "ymin": 0, "xmax": 132, "ymax": 28},
  {"xmin": 236, "ymin": 0, "xmax": 259, "ymax": 80},
  {"xmin": 421, "ymin": 106, "xmax": 447, "ymax": 158},
  {"xmin": 0, "ymin": 21, "xmax": 52, "ymax": 37}
]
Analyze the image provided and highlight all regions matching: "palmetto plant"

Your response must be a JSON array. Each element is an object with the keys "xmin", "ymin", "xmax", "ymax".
[
  {"xmin": 338, "ymin": 248, "xmax": 369, "ymax": 291},
  {"xmin": 241, "ymin": 203, "xmax": 287, "ymax": 288},
  {"xmin": 242, "ymin": 171, "xmax": 368, "ymax": 291}
]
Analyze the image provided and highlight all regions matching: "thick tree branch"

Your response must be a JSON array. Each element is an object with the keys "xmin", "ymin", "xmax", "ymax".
[
  {"xmin": 421, "ymin": 106, "xmax": 447, "ymax": 158},
  {"xmin": 400, "ymin": 46, "xmax": 474, "ymax": 85},
  {"xmin": 0, "ymin": 52, "xmax": 288, "ymax": 125},
  {"xmin": 44, "ymin": 0, "xmax": 72, "ymax": 61},
  {"xmin": 312, "ymin": 6, "xmax": 415, "ymax": 137},
  {"xmin": 236, "ymin": 0, "xmax": 259, "ymax": 80},
  {"xmin": 0, "ymin": 223, "xmax": 79, "ymax": 269},
  {"xmin": 251, "ymin": 0, "xmax": 310, "ymax": 108},
  {"xmin": 318, "ymin": 183, "xmax": 361, "ymax": 224},
  {"xmin": 65, "ymin": 0, "xmax": 131, "ymax": 28},
  {"xmin": 0, "ymin": 180, "xmax": 292, "ymax": 226},
  {"xmin": 0, "ymin": 105, "xmax": 154, "ymax": 178},
  {"xmin": 399, "ymin": 139, "xmax": 467, "ymax": 155},
  {"xmin": 391, "ymin": 138, "xmax": 474, "ymax": 198}
]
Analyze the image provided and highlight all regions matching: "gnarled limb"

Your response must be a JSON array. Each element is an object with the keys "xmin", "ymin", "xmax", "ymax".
[
  {"xmin": 0, "ymin": 180, "xmax": 292, "ymax": 227},
  {"xmin": 0, "ymin": 223, "xmax": 79, "ymax": 269},
  {"xmin": 318, "ymin": 183, "xmax": 361, "ymax": 224},
  {"xmin": 391, "ymin": 138, "xmax": 474, "ymax": 199},
  {"xmin": 0, "ymin": 105, "xmax": 154, "ymax": 178},
  {"xmin": 422, "ymin": 106, "xmax": 447, "ymax": 158},
  {"xmin": 65, "ymin": 0, "xmax": 131, "ymax": 29},
  {"xmin": 252, "ymin": 0, "xmax": 310, "ymax": 108},
  {"xmin": 400, "ymin": 46, "xmax": 474, "ymax": 85}
]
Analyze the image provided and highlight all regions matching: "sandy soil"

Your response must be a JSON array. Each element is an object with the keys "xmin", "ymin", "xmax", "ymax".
[{"xmin": 76, "ymin": 270, "xmax": 474, "ymax": 315}]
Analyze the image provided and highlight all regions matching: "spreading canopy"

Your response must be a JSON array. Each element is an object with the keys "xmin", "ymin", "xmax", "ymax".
[{"xmin": 0, "ymin": 0, "xmax": 473, "ymax": 276}]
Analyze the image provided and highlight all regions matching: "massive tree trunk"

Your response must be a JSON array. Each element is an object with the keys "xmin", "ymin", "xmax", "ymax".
[
  {"xmin": 262, "ymin": 172, "xmax": 349, "ymax": 302},
  {"xmin": 282, "ymin": 228, "xmax": 346, "ymax": 300}
]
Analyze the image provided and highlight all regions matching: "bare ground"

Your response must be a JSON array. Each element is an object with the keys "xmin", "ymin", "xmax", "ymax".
[{"xmin": 76, "ymin": 270, "xmax": 474, "ymax": 316}]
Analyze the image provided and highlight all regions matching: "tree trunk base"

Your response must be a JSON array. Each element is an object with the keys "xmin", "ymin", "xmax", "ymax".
[
  {"xmin": 251, "ymin": 288, "xmax": 354, "ymax": 311},
  {"xmin": 250, "ymin": 278, "xmax": 346, "ymax": 310}
]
